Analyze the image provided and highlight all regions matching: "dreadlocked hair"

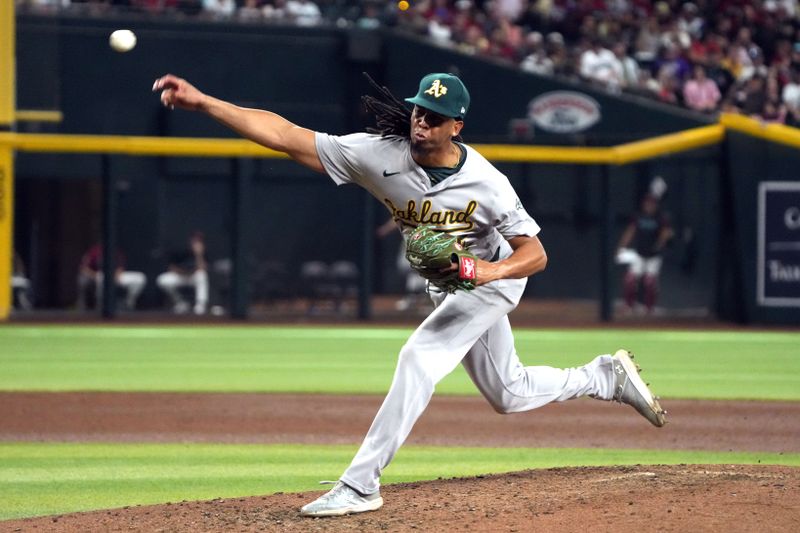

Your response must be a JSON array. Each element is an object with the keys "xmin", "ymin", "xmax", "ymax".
[
  {"xmin": 361, "ymin": 73, "xmax": 411, "ymax": 139},
  {"xmin": 361, "ymin": 73, "xmax": 463, "ymax": 143}
]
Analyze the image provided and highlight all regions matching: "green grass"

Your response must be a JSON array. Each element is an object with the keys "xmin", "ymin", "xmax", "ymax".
[
  {"xmin": 1, "ymin": 326, "xmax": 798, "ymax": 399},
  {"xmin": 1, "ymin": 442, "xmax": 798, "ymax": 520},
  {"xmin": 1, "ymin": 326, "xmax": 798, "ymax": 521}
]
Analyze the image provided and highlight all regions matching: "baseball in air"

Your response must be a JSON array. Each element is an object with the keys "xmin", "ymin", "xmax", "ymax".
[
  {"xmin": 398, "ymin": 0, "xmax": 410, "ymax": 11},
  {"xmin": 109, "ymin": 29, "xmax": 137, "ymax": 53}
]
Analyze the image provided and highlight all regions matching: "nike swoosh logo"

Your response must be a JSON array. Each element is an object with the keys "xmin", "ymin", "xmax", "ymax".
[{"xmin": 382, "ymin": 170, "xmax": 401, "ymax": 177}]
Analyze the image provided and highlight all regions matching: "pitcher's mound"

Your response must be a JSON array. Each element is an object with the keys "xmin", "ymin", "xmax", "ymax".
[{"xmin": 6, "ymin": 464, "xmax": 798, "ymax": 532}]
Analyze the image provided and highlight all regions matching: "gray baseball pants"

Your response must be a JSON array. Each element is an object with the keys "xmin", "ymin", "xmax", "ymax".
[{"xmin": 339, "ymin": 277, "xmax": 617, "ymax": 495}]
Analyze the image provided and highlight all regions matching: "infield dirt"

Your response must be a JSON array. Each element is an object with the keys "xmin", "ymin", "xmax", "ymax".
[{"xmin": 2, "ymin": 392, "xmax": 799, "ymax": 532}]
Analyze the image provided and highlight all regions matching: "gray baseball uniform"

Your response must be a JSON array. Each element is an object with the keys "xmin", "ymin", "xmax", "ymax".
[{"xmin": 315, "ymin": 132, "xmax": 618, "ymax": 495}]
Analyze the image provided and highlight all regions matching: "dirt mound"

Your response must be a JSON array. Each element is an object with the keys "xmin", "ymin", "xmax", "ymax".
[
  {"xmin": 2, "ymin": 392, "xmax": 799, "ymax": 530},
  {"xmin": 5, "ymin": 465, "xmax": 798, "ymax": 532}
]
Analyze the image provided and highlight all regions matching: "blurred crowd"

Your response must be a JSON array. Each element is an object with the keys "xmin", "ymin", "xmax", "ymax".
[
  {"xmin": 15, "ymin": 0, "xmax": 800, "ymax": 124},
  {"xmin": 396, "ymin": 0, "xmax": 800, "ymax": 124}
]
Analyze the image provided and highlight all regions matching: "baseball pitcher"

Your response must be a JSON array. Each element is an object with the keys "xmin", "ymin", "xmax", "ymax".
[{"xmin": 153, "ymin": 71, "xmax": 667, "ymax": 517}]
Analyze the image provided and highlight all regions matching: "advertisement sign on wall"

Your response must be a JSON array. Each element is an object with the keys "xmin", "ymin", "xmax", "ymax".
[
  {"xmin": 527, "ymin": 91, "xmax": 601, "ymax": 133},
  {"xmin": 757, "ymin": 181, "xmax": 800, "ymax": 307}
]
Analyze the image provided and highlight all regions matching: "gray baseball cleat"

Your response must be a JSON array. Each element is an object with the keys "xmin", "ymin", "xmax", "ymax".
[
  {"xmin": 300, "ymin": 481, "xmax": 383, "ymax": 517},
  {"xmin": 611, "ymin": 349, "xmax": 667, "ymax": 427}
]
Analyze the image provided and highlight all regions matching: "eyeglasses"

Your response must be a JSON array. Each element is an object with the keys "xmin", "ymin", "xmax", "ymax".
[{"xmin": 412, "ymin": 106, "xmax": 452, "ymax": 127}]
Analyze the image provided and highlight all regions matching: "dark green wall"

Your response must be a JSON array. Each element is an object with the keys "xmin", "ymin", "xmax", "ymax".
[{"xmin": 721, "ymin": 133, "xmax": 800, "ymax": 325}]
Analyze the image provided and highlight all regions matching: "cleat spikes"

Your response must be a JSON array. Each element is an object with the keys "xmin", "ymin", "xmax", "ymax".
[{"xmin": 611, "ymin": 349, "xmax": 666, "ymax": 428}]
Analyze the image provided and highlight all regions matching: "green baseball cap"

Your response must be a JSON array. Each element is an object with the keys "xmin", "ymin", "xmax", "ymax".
[{"xmin": 405, "ymin": 73, "xmax": 470, "ymax": 119}]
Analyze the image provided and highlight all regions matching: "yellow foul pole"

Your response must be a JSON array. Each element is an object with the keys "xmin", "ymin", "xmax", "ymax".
[{"xmin": 0, "ymin": 1, "xmax": 15, "ymax": 320}]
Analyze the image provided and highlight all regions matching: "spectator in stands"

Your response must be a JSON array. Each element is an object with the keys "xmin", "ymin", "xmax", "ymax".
[
  {"xmin": 424, "ymin": 0, "xmax": 455, "ymax": 26},
  {"xmin": 654, "ymin": 43, "xmax": 691, "ymax": 85},
  {"xmin": 656, "ymin": 68, "xmax": 681, "ymax": 105},
  {"xmin": 683, "ymin": 64, "xmax": 721, "ymax": 113},
  {"xmin": 237, "ymin": 0, "xmax": 264, "ymax": 22},
  {"xmin": 611, "ymin": 42, "xmax": 641, "ymax": 90},
  {"xmin": 286, "ymin": 0, "xmax": 321, "ymax": 26},
  {"xmin": 202, "ymin": 0, "xmax": 235, "ymax": 19},
  {"xmin": 781, "ymin": 69, "xmax": 800, "ymax": 124},
  {"xmin": 18, "ymin": 0, "xmax": 71, "ymax": 13},
  {"xmin": 634, "ymin": 15, "xmax": 662, "ymax": 64},
  {"xmin": 733, "ymin": 27, "xmax": 762, "ymax": 77},
  {"xmin": 428, "ymin": 12, "xmax": 453, "ymax": 45},
  {"xmin": 450, "ymin": 1, "xmax": 483, "ymax": 47},
  {"xmin": 157, "ymin": 230, "xmax": 209, "ymax": 315},
  {"xmin": 579, "ymin": 38, "xmax": 620, "ymax": 88},
  {"xmin": 355, "ymin": 1, "xmax": 382, "ymax": 30},
  {"xmin": 634, "ymin": 68, "xmax": 663, "ymax": 99},
  {"xmin": 760, "ymin": 97, "xmax": 787, "ymax": 123},
  {"xmin": 705, "ymin": 38, "xmax": 737, "ymax": 96},
  {"xmin": 546, "ymin": 32, "xmax": 572, "ymax": 77},
  {"xmin": 677, "ymin": 2, "xmax": 704, "ymax": 41},
  {"xmin": 486, "ymin": 22, "xmax": 521, "ymax": 63},
  {"xmin": 77, "ymin": 242, "xmax": 147, "ymax": 311},
  {"xmin": 737, "ymin": 75, "xmax": 768, "ymax": 116},
  {"xmin": 721, "ymin": 42, "xmax": 745, "ymax": 81},
  {"xmin": 516, "ymin": 0, "xmax": 557, "ymax": 34},
  {"xmin": 520, "ymin": 32, "xmax": 555, "ymax": 75},
  {"xmin": 494, "ymin": 0, "xmax": 526, "ymax": 23},
  {"xmin": 28, "ymin": 0, "xmax": 800, "ymax": 122},
  {"xmin": 262, "ymin": 0, "xmax": 289, "ymax": 21},
  {"xmin": 458, "ymin": 23, "xmax": 490, "ymax": 55},
  {"xmin": 659, "ymin": 17, "xmax": 691, "ymax": 52}
]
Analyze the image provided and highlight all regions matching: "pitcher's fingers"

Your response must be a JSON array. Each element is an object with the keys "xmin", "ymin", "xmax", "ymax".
[
  {"xmin": 152, "ymin": 74, "xmax": 177, "ymax": 91},
  {"xmin": 152, "ymin": 77, "xmax": 169, "ymax": 91},
  {"xmin": 160, "ymin": 89, "xmax": 174, "ymax": 107}
]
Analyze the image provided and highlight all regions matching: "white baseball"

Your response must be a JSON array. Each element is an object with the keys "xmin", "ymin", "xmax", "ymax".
[{"xmin": 109, "ymin": 29, "xmax": 137, "ymax": 53}]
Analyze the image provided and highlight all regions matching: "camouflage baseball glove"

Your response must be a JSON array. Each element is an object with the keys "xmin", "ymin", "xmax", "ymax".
[{"xmin": 404, "ymin": 225, "xmax": 477, "ymax": 294}]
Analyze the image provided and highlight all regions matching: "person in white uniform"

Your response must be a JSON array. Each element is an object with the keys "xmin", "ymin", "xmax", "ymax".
[
  {"xmin": 156, "ymin": 230, "xmax": 210, "ymax": 315},
  {"xmin": 77, "ymin": 243, "xmax": 147, "ymax": 311},
  {"xmin": 153, "ymin": 71, "xmax": 667, "ymax": 517}
]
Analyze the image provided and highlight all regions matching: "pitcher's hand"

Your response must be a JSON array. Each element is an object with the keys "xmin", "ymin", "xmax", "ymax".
[{"xmin": 152, "ymin": 74, "xmax": 206, "ymax": 111}]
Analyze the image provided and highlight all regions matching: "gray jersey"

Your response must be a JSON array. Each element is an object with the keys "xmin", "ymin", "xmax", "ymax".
[
  {"xmin": 306, "ymin": 132, "xmax": 638, "ymax": 501},
  {"xmin": 315, "ymin": 132, "xmax": 540, "ymax": 261}
]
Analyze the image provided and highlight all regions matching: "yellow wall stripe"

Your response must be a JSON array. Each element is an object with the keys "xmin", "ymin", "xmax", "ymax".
[
  {"xmin": 613, "ymin": 124, "xmax": 725, "ymax": 164},
  {"xmin": 720, "ymin": 113, "xmax": 800, "ymax": 150},
  {"xmin": 0, "ymin": 133, "xmax": 290, "ymax": 158},
  {"xmin": 0, "ymin": 119, "xmax": 792, "ymax": 167},
  {"xmin": 15, "ymin": 110, "xmax": 63, "ymax": 123},
  {"xmin": 473, "ymin": 145, "xmax": 617, "ymax": 164},
  {"xmin": 0, "ymin": 124, "xmax": 727, "ymax": 164}
]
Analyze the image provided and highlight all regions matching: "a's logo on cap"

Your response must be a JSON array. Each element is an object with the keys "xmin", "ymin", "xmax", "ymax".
[{"xmin": 424, "ymin": 79, "xmax": 448, "ymax": 98}]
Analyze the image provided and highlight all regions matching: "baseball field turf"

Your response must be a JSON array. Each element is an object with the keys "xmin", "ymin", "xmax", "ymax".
[{"xmin": 1, "ymin": 325, "xmax": 798, "ymax": 521}]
